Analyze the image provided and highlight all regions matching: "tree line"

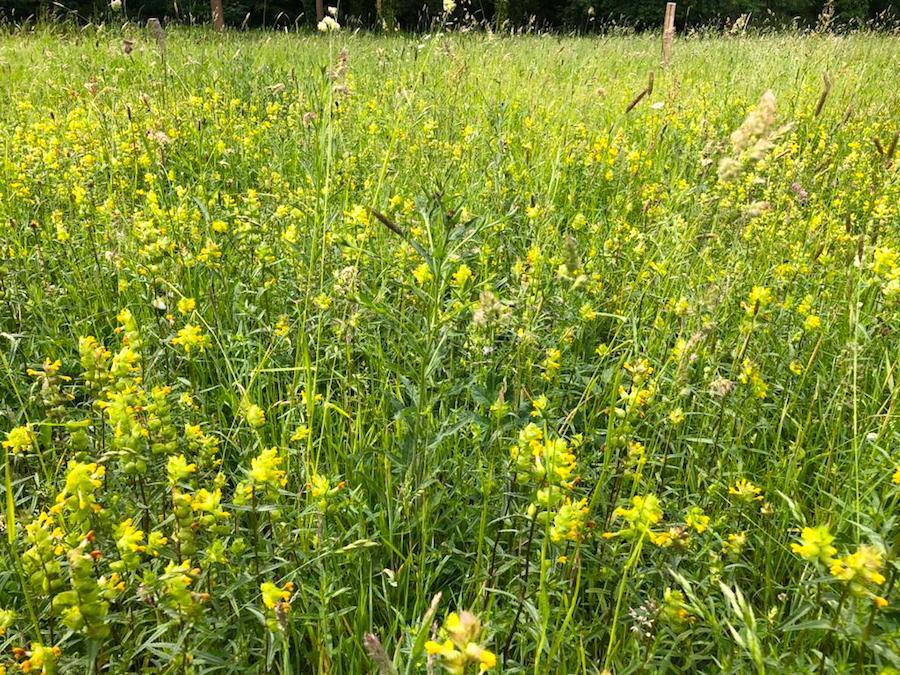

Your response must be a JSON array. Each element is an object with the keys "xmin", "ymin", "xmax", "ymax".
[{"xmin": 1, "ymin": 0, "xmax": 896, "ymax": 31}]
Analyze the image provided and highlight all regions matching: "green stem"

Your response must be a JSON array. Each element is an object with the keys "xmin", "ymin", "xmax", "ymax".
[{"xmin": 604, "ymin": 531, "xmax": 646, "ymax": 671}]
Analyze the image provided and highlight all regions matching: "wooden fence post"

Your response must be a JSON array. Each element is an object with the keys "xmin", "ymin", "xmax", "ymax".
[
  {"xmin": 147, "ymin": 18, "xmax": 167, "ymax": 101},
  {"xmin": 147, "ymin": 18, "xmax": 165, "ymax": 53},
  {"xmin": 211, "ymin": 0, "xmax": 225, "ymax": 30},
  {"xmin": 662, "ymin": 3, "xmax": 676, "ymax": 67}
]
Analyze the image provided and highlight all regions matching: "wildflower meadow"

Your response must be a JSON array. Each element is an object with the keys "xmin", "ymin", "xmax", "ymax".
[{"xmin": 0, "ymin": 22, "xmax": 898, "ymax": 674}]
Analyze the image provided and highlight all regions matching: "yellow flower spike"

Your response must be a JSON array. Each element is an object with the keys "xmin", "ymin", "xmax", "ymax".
[
  {"xmin": 829, "ymin": 545, "xmax": 886, "ymax": 587},
  {"xmin": 177, "ymin": 297, "xmax": 196, "ymax": 315},
  {"xmin": 728, "ymin": 478, "xmax": 763, "ymax": 503},
  {"xmin": 166, "ymin": 454, "xmax": 197, "ymax": 485},
  {"xmin": 722, "ymin": 532, "xmax": 748, "ymax": 557},
  {"xmin": 260, "ymin": 581, "xmax": 293, "ymax": 610},
  {"xmin": 291, "ymin": 424, "xmax": 311, "ymax": 442},
  {"xmin": 530, "ymin": 395, "xmax": 548, "ymax": 417},
  {"xmin": 744, "ymin": 285, "xmax": 773, "ymax": 315},
  {"xmin": 550, "ymin": 498, "xmax": 589, "ymax": 543},
  {"xmin": 241, "ymin": 398, "xmax": 266, "ymax": 428},
  {"xmin": 428, "ymin": 609, "xmax": 495, "ymax": 672},
  {"xmin": 649, "ymin": 526, "xmax": 690, "ymax": 549},
  {"xmin": 249, "ymin": 447, "xmax": 287, "ymax": 488},
  {"xmin": 172, "ymin": 324, "xmax": 210, "ymax": 355},
  {"xmin": 425, "ymin": 638, "xmax": 457, "ymax": 657},
  {"xmin": 667, "ymin": 407, "xmax": 685, "ymax": 425},
  {"xmin": 463, "ymin": 643, "xmax": 497, "ymax": 670},
  {"xmin": 605, "ymin": 494, "xmax": 663, "ymax": 541},
  {"xmin": 413, "ymin": 263, "xmax": 433, "ymax": 285},
  {"xmin": 685, "ymin": 506, "xmax": 710, "ymax": 534},
  {"xmin": 791, "ymin": 525, "xmax": 837, "ymax": 565},
  {"xmin": 451, "ymin": 264, "xmax": 473, "ymax": 288},
  {"xmin": 0, "ymin": 608, "xmax": 16, "ymax": 635},
  {"xmin": 444, "ymin": 611, "xmax": 463, "ymax": 640},
  {"xmin": 308, "ymin": 474, "xmax": 330, "ymax": 498},
  {"xmin": 3, "ymin": 425, "xmax": 36, "ymax": 455}
]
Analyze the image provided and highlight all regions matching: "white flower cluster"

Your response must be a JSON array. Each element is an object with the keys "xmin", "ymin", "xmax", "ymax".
[{"xmin": 318, "ymin": 7, "xmax": 340, "ymax": 32}]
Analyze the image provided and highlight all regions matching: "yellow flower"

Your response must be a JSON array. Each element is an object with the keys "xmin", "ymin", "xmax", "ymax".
[
  {"xmin": 3, "ymin": 425, "xmax": 35, "ymax": 455},
  {"xmin": 649, "ymin": 526, "xmax": 690, "ymax": 548},
  {"xmin": 530, "ymin": 395, "xmax": 548, "ymax": 417},
  {"xmin": 451, "ymin": 264, "xmax": 473, "ymax": 287},
  {"xmin": 0, "ymin": 608, "xmax": 15, "ymax": 635},
  {"xmin": 177, "ymin": 297, "xmax": 196, "ymax": 315},
  {"xmin": 249, "ymin": 447, "xmax": 287, "ymax": 489},
  {"xmin": 291, "ymin": 424, "xmax": 310, "ymax": 442},
  {"xmin": 313, "ymin": 293, "xmax": 332, "ymax": 310},
  {"xmin": 241, "ymin": 398, "xmax": 266, "ymax": 428},
  {"xmin": 728, "ymin": 478, "xmax": 763, "ymax": 503},
  {"xmin": 744, "ymin": 285, "xmax": 773, "ymax": 315},
  {"xmin": 542, "ymin": 348, "xmax": 562, "ymax": 380},
  {"xmin": 260, "ymin": 581, "xmax": 293, "ymax": 610},
  {"xmin": 829, "ymin": 545, "xmax": 885, "ymax": 587},
  {"xmin": 672, "ymin": 296, "xmax": 690, "ymax": 316},
  {"xmin": 115, "ymin": 518, "xmax": 146, "ymax": 553},
  {"xmin": 55, "ymin": 460, "xmax": 105, "ymax": 515},
  {"xmin": 307, "ymin": 474, "xmax": 330, "ymax": 499},
  {"xmin": 722, "ymin": 532, "xmax": 747, "ymax": 557},
  {"xmin": 300, "ymin": 389, "xmax": 323, "ymax": 407},
  {"xmin": 464, "ymin": 643, "xmax": 497, "ymax": 671},
  {"xmin": 172, "ymin": 324, "xmax": 210, "ymax": 355},
  {"xmin": 147, "ymin": 531, "xmax": 168, "ymax": 555},
  {"xmin": 274, "ymin": 315, "xmax": 290, "ymax": 337},
  {"xmin": 791, "ymin": 525, "xmax": 837, "ymax": 565},
  {"xmin": 425, "ymin": 638, "xmax": 457, "ymax": 657},
  {"xmin": 737, "ymin": 360, "xmax": 767, "ymax": 399},
  {"xmin": 685, "ymin": 506, "xmax": 710, "ymax": 534},
  {"xmin": 427, "ymin": 610, "xmax": 495, "ymax": 672},
  {"xmin": 345, "ymin": 204, "xmax": 370, "ymax": 227},
  {"xmin": 550, "ymin": 498, "xmax": 589, "ymax": 543},
  {"xmin": 413, "ymin": 263, "xmax": 433, "ymax": 285},
  {"xmin": 579, "ymin": 303, "xmax": 598, "ymax": 321},
  {"xmin": 803, "ymin": 314, "xmax": 821, "ymax": 331},
  {"xmin": 20, "ymin": 643, "xmax": 61, "ymax": 674},
  {"xmin": 605, "ymin": 494, "xmax": 662, "ymax": 540},
  {"xmin": 166, "ymin": 454, "xmax": 197, "ymax": 484},
  {"xmin": 660, "ymin": 588, "xmax": 691, "ymax": 626}
]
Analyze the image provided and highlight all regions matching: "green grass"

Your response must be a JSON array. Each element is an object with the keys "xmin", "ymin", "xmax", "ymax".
[{"xmin": 0, "ymin": 25, "xmax": 898, "ymax": 674}]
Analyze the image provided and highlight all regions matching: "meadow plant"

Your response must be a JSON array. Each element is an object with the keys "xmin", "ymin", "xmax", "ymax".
[{"xmin": 0, "ymin": 26, "xmax": 897, "ymax": 673}]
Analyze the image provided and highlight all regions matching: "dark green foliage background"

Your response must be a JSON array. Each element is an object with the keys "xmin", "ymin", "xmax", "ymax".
[{"xmin": 0, "ymin": 0, "xmax": 896, "ymax": 37}]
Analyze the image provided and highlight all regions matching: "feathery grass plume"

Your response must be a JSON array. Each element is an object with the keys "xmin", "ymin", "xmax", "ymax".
[
  {"xmin": 814, "ymin": 71, "xmax": 832, "ymax": 117},
  {"xmin": 717, "ymin": 89, "xmax": 793, "ymax": 181},
  {"xmin": 625, "ymin": 71, "xmax": 654, "ymax": 114},
  {"xmin": 363, "ymin": 633, "xmax": 396, "ymax": 675}
]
